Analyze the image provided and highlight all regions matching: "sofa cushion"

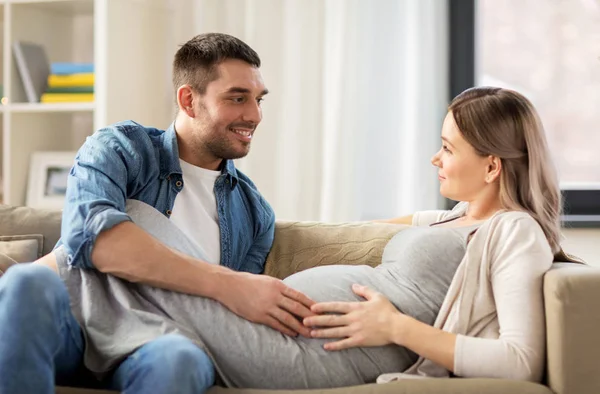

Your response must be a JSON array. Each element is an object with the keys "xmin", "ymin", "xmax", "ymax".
[
  {"xmin": 0, "ymin": 234, "xmax": 44, "ymax": 262},
  {"xmin": 0, "ymin": 205, "xmax": 62, "ymax": 255},
  {"xmin": 206, "ymin": 378, "xmax": 552, "ymax": 394}
]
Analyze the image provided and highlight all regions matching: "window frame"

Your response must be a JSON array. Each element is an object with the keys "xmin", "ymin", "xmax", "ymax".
[{"xmin": 447, "ymin": 0, "xmax": 600, "ymax": 227}]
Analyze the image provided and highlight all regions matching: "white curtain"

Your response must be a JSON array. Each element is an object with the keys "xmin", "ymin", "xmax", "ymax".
[{"xmin": 168, "ymin": 0, "xmax": 448, "ymax": 221}]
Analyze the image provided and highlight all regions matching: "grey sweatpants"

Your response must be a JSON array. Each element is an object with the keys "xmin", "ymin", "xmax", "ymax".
[{"xmin": 58, "ymin": 200, "xmax": 417, "ymax": 389}]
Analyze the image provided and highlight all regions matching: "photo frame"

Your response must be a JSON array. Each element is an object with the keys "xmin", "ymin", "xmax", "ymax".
[{"xmin": 26, "ymin": 151, "xmax": 76, "ymax": 210}]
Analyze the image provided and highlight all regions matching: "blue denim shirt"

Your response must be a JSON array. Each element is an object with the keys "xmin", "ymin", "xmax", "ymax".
[{"xmin": 58, "ymin": 120, "xmax": 275, "ymax": 274}]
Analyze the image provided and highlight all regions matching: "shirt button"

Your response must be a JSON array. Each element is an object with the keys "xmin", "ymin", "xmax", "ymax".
[
  {"xmin": 175, "ymin": 181, "xmax": 183, "ymax": 187},
  {"xmin": 166, "ymin": 210, "xmax": 172, "ymax": 216},
  {"xmin": 225, "ymin": 178, "xmax": 230, "ymax": 184}
]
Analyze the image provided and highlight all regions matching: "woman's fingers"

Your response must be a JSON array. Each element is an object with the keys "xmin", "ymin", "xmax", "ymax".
[
  {"xmin": 310, "ymin": 301, "xmax": 356, "ymax": 314},
  {"xmin": 310, "ymin": 326, "xmax": 352, "ymax": 339},
  {"xmin": 323, "ymin": 337, "xmax": 360, "ymax": 351},
  {"xmin": 303, "ymin": 312, "xmax": 351, "ymax": 328}
]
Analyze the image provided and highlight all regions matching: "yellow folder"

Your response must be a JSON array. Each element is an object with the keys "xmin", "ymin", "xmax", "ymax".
[
  {"xmin": 47, "ymin": 73, "xmax": 94, "ymax": 88},
  {"xmin": 40, "ymin": 93, "xmax": 95, "ymax": 103}
]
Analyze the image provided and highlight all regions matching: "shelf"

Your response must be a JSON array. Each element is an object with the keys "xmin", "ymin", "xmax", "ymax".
[
  {"xmin": 1, "ymin": 0, "xmax": 172, "ymax": 206},
  {"xmin": 7, "ymin": 102, "xmax": 95, "ymax": 113},
  {"xmin": 8, "ymin": 0, "xmax": 93, "ymax": 16}
]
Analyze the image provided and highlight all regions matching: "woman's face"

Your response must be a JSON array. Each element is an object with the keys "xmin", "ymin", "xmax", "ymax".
[{"xmin": 431, "ymin": 112, "xmax": 492, "ymax": 202}]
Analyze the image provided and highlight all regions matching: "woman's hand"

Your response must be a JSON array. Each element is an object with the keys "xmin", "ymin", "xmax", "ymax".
[{"xmin": 303, "ymin": 284, "xmax": 403, "ymax": 351}]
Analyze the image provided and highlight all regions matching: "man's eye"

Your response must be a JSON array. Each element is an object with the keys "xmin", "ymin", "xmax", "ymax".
[
  {"xmin": 257, "ymin": 97, "xmax": 264, "ymax": 105},
  {"xmin": 442, "ymin": 145, "xmax": 451, "ymax": 153},
  {"xmin": 231, "ymin": 97, "xmax": 245, "ymax": 103}
]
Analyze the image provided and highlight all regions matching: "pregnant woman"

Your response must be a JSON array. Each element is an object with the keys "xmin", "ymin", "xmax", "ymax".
[{"xmin": 42, "ymin": 87, "xmax": 566, "ymax": 390}]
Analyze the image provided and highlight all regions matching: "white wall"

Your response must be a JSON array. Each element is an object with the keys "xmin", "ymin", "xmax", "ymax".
[{"xmin": 562, "ymin": 228, "xmax": 600, "ymax": 266}]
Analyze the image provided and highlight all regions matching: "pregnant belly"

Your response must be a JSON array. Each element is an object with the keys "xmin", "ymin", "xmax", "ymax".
[{"xmin": 282, "ymin": 265, "xmax": 380, "ymax": 303}]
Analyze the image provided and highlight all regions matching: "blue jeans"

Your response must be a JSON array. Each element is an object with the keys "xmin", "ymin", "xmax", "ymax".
[{"xmin": 0, "ymin": 264, "xmax": 216, "ymax": 394}]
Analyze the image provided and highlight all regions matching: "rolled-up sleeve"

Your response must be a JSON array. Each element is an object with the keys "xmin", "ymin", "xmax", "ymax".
[{"xmin": 61, "ymin": 129, "xmax": 140, "ymax": 269}]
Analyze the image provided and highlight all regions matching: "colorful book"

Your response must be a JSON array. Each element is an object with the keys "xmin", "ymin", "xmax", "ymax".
[
  {"xmin": 48, "ymin": 73, "xmax": 94, "ymax": 88},
  {"xmin": 46, "ymin": 86, "xmax": 94, "ymax": 94},
  {"xmin": 51, "ymin": 62, "xmax": 94, "ymax": 75},
  {"xmin": 40, "ymin": 93, "xmax": 94, "ymax": 103}
]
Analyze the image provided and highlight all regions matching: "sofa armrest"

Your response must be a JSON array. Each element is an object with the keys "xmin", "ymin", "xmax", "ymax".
[
  {"xmin": 544, "ymin": 263, "xmax": 600, "ymax": 394},
  {"xmin": 264, "ymin": 221, "xmax": 406, "ymax": 279}
]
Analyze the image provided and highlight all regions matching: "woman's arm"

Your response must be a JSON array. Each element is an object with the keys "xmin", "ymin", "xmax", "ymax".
[
  {"xmin": 451, "ymin": 222, "xmax": 551, "ymax": 381},
  {"xmin": 307, "ymin": 216, "xmax": 551, "ymax": 382},
  {"xmin": 389, "ymin": 314, "xmax": 456, "ymax": 372},
  {"xmin": 372, "ymin": 215, "xmax": 413, "ymax": 225},
  {"xmin": 306, "ymin": 284, "xmax": 456, "ymax": 371}
]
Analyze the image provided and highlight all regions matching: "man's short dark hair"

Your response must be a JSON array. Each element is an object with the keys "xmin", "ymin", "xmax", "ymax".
[{"xmin": 172, "ymin": 33, "xmax": 261, "ymax": 95}]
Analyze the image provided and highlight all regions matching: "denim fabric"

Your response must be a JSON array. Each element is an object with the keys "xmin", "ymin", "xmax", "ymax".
[
  {"xmin": 0, "ymin": 264, "xmax": 85, "ymax": 394},
  {"xmin": 107, "ymin": 334, "xmax": 215, "ymax": 393},
  {"xmin": 0, "ymin": 264, "xmax": 215, "ymax": 394},
  {"xmin": 58, "ymin": 120, "xmax": 275, "ymax": 273}
]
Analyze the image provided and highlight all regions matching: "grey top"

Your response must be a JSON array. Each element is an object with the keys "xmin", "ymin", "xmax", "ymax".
[{"xmin": 58, "ymin": 200, "xmax": 479, "ymax": 389}]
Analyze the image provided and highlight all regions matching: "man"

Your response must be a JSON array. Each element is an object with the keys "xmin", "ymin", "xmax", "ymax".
[{"xmin": 0, "ymin": 33, "xmax": 315, "ymax": 394}]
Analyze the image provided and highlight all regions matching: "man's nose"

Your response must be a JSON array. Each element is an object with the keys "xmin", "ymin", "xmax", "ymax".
[{"xmin": 242, "ymin": 101, "xmax": 262, "ymax": 124}]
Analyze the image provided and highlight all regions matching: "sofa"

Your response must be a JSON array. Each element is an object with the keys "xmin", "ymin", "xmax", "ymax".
[{"xmin": 1, "ymin": 203, "xmax": 599, "ymax": 394}]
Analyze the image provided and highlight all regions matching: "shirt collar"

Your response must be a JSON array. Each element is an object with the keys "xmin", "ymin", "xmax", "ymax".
[{"xmin": 161, "ymin": 122, "xmax": 239, "ymax": 189}]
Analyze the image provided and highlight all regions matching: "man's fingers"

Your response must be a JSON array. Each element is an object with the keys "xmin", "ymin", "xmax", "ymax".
[
  {"xmin": 263, "ymin": 316, "xmax": 298, "ymax": 337},
  {"xmin": 282, "ymin": 286, "xmax": 316, "ymax": 308},
  {"xmin": 278, "ymin": 296, "xmax": 315, "ymax": 319},
  {"xmin": 270, "ymin": 308, "xmax": 311, "ymax": 337}
]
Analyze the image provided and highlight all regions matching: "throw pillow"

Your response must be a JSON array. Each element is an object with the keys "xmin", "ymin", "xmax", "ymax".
[
  {"xmin": 0, "ymin": 253, "xmax": 18, "ymax": 276},
  {"xmin": 0, "ymin": 234, "xmax": 44, "ymax": 263}
]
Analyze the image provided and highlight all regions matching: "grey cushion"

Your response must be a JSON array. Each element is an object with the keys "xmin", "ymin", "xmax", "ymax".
[
  {"xmin": 0, "ymin": 234, "xmax": 44, "ymax": 262},
  {"xmin": 0, "ymin": 204, "xmax": 62, "ymax": 255}
]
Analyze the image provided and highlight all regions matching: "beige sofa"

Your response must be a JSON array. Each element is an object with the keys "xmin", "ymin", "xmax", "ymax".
[{"xmin": 1, "ymin": 204, "xmax": 599, "ymax": 394}]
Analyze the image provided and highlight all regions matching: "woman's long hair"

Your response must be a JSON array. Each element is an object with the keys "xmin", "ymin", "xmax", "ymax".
[{"xmin": 449, "ymin": 87, "xmax": 562, "ymax": 255}]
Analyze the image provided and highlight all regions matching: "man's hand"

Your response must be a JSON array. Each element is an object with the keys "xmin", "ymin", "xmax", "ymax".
[{"xmin": 218, "ymin": 272, "xmax": 316, "ymax": 337}]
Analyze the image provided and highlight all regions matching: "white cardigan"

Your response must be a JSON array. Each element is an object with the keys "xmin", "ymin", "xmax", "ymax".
[{"xmin": 378, "ymin": 202, "xmax": 553, "ymax": 383}]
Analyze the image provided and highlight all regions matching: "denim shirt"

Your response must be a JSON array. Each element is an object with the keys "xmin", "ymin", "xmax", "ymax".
[{"xmin": 58, "ymin": 120, "xmax": 275, "ymax": 274}]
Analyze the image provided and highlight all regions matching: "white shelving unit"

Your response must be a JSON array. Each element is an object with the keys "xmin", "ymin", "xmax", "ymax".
[{"xmin": 0, "ymin": 0, "xmax": 174, "ymax": 206}]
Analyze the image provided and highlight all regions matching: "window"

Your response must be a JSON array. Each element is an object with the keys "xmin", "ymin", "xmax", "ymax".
[{"xmin": 449, "ymin": 0, "xmax": 600, "ymax": 226}]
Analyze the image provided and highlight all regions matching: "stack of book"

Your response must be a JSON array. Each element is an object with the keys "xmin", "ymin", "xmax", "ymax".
[{"xmin": 41, "ymin": 63, "xmax": 94, "ymax": 103}]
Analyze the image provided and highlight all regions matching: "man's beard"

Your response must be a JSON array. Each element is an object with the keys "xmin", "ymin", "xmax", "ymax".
[{"xmin": 204, "ymin": 136, "xmax": 251, "ymax": 160}]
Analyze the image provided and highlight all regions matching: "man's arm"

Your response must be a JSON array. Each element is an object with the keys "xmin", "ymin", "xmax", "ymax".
[
  {"xmin": 93, "ymin": 220, "xmax": 315, "ymax": 337},
  {"xmin": 62, "ymin": 127, "xmax": 237, "ymax": 295},
  {"xmin": 63, "ymin": 128, "xmax": 314, "ymax": 335}
]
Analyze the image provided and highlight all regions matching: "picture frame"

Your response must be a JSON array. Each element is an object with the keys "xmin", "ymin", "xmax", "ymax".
[{"xmin": 26, "ymin": 151, "xmax": 76, "ymax": 210}]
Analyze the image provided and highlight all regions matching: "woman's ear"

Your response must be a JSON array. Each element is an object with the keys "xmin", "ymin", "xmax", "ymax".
[{"xmin": 486, "ymin": 156, "xmax": 502, "ymax": 183}]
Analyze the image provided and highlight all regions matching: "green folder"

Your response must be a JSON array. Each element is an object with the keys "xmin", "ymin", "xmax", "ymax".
[{"xmin": 46, "ymin": 86, "xmax": 94, "ymax": 94}]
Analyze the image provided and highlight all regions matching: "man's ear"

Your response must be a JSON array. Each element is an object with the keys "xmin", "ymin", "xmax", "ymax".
[
  {"xmin": 486, "ymin": 155, "xmax": 502, "ymax": 183},
  {"xmin": 176, "ymin": 85, "xmax": 195, "ymax": 118}
]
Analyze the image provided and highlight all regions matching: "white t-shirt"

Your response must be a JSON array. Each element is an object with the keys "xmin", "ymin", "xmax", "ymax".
[{"xmin": 169, "ymin": 159, "xmax": 221, "ymax": 265}]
